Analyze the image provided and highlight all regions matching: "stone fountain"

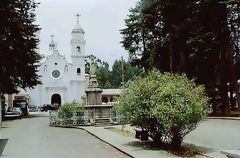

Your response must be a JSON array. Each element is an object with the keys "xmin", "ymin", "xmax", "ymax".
[{"xmin": 84, "ymin": 62, "xmax": 113, "ymax": 126}]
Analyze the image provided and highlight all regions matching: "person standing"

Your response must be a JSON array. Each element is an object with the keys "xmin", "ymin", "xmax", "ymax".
[{"xmin": 1, "ymin": 100, "xmax": 6, "ymax": 120}]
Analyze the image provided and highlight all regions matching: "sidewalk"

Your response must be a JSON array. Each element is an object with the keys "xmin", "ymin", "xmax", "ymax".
[
  {"xmin": 112, "ymin": 125, "xmax": 228, "ymax": 158},
  {"xmin": 79, "ymin": 120, "xmax": 240, "ymax": 158},
  {"xmin": 80, "ymin": 126, "xmax": 179, "ymax": 158}
]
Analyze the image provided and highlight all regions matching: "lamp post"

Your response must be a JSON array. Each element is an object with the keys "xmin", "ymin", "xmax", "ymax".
[{"xmin": 121, "ymin": 56, "xmax": 125, "ymax": 87}]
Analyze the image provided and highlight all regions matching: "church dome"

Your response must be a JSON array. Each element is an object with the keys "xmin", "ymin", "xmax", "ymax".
[
  {"xmin": 72, "ymin": 23, "xmax": 84, "ymax": 33},
  {"xmin": 72, "ymin": 14, "xmax": 84, "ymax": 33},
  {"xmin": 49, "ymin": 40, "xmax": 56, "ymax": 48}
]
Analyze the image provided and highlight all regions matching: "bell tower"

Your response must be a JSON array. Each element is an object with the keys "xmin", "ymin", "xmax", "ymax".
[{"xmin": 71, "ymin": 14, "xmax": 85, "ymax": 78}]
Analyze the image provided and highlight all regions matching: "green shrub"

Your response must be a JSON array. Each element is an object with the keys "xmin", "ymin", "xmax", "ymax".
[
  {"xmin": 116, "ymin": 69, "xmax": 210, "ymax": 148},
  {"xmin": 58, "ymin": 103, "xmax": 83, "ymax": 119},
  {"xmin": 116, "ymin": 74, "xmax": 164, "ymax": 142},
  {"xmin": 150, "ymin": 71, "xmax": 210, "ymax": 149}
]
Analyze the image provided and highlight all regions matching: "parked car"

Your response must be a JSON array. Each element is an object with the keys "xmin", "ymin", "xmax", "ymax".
[
  {"xmin": 4, "ymin": 107, "xmax": 22, "ymax": 119},
  {"xmin": 28, "ymin": 105, "xmax": 38, "ymax": 112},
  {"xmin": 13, "ymin": 99, "xmax": 29, "ymax": 116},
  {"xmin": 12, "ymin": 107, "xmax": 23, "ymax": 115},
  {"xmin": 40, "ymin": 104, "xmax": 59, "ymax": 112}
]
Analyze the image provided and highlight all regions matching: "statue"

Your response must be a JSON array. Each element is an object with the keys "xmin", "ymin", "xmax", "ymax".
[{"xmin": 90, "ymin": 62, "xmax": 97, "ymax": 76}]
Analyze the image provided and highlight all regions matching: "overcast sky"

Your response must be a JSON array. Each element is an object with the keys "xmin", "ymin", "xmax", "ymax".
[{"xmin": 35, "ymin": 0, "xmax": 137, "ymax": 66}]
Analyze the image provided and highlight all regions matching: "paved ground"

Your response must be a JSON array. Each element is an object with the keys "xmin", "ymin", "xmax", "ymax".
[
  {"xmin": 110, "ymin": 119, "xmax": 240, "ymax": 158},
  {"xmin": 82, "ymin": 127, "xmax": 180, "ymax": 158},
  {"xmin": 114, "ymin": 119, "xmax": 240, "ymax": 151},
  {"xmin": 0, "ymin": 112, "xmax": 129, "ymax": 158},
  {"xmin": 1, "ymin": 113, "xmax": 239, "ymax": 158},
  {"xmin": 185, "ymin": 119, "xmax": 240, "ymax": 150}
]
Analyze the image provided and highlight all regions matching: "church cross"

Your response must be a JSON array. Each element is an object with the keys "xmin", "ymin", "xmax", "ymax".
[{"xmin": 75, "ymin": 13, "xmax": 81, "ymax": 24}]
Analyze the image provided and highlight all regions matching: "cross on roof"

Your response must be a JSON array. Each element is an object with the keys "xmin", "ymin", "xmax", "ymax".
[{"xmin": 75, "ymin": 13, "xmax": 81, "ymax": 24}]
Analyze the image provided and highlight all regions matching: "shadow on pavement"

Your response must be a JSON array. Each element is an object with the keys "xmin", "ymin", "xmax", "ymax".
[
  {"xmin": 125, "ymin": 140, "xmax": 212, "ymax": 157},
  {"xmin": 0, "ymin": 139, "xmax": 8, "ymax": 156},
  {"xmin": 22, "ymin": 113, "xmax": 49, "ymax": 119}
]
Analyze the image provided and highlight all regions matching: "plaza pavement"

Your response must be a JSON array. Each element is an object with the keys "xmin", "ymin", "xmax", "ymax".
[
  {"xmin": 1, "ymin": 112, "xmax": 240, "ymax": 158},
  {"xmin": 0, "ymin": 112, "xmax": 129, "ymax": 158},
  {"xmin": 80, "ymin": 126, "xmax": 180, "ymax": 158},
  {"xmin": 80, "ymin": 119, "xmax": 240, "ymax": 158}
]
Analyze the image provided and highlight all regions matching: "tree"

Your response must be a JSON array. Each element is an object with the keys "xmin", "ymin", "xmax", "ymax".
[
  {"xmin": 121, "ymin": 0, "xmax": 240, "ymax": 115},
  {"xmin": 0, "ymin": 0, "xmax": 41, "ymax": 94},
  {"xmin": 109, "ymin": 59, "xmax": 144, "ymax": 88},
  {"xmin": 85, "ymin": 55, "xmax": 112, "ymax": 88},
  {"xmin": 116, "ymin": 69, "xmax": 210, "ymax": 149},
  {"xmin": 85, "ymin": 55, "xmax": 144, "ymax": 89},
  {"xmin": 96, "ymin": 64, "xmax": 111, "ymax": 88}
]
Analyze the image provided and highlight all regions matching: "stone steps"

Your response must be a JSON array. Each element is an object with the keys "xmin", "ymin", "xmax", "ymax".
[{"xmin": 94, "ymin": 117, "xmax": 112, "ymax": 127}]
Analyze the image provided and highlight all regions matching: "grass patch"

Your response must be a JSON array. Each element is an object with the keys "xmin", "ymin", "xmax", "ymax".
[
  {"xmin": 106, "ymin": 127, "xmax": 208, "ymax": 158},
  {"xmin": 106, "ymin": 127, "xmax": 135, "ymax": 137},
  {"xmin": 126, "ymin": 141, "xmax": 208, "ymax": 157}
]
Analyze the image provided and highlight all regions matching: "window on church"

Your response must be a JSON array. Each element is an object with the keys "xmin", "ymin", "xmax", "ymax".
[
  {"xmin": 55, "ymin": 62, "xmax": 57, "ymax": 65},
  {"xmin": 64, "ymin": 65, "xmax": 68, "ymax": 72},
  {"xmin": 76, "ymin": 46, "xmax": 81, "ymax": 53},
  {"xmin": 77, "ymin": 68, "xmax": 81, "ymax": 75},
  {"xmin": 44, "ymin": 65, "xmax": 47, "ymax": 72}
]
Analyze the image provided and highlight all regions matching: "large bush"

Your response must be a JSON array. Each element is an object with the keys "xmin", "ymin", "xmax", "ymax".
[
  {"xmin": 151, "ymin": 71, "xmax": 210, "ymax": 148},
  {"xmin": 116, "ymin": 70, "xmax": 210, "ymax": 148},
  {"xmin": 116, "ymin": 74, "xmax": 164, "ymax": 141},
  {"xmin": 58, "ymin": 103, "xmax": 83, "ymax": 119}
]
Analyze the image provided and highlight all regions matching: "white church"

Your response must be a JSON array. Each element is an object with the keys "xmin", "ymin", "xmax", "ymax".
[{"xmin": 27, "ymin": 17, "xmax": 87, "ymax": 106}]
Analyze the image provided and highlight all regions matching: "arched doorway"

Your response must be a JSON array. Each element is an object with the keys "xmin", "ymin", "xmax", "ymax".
[{"xmin": 51, "ymin": 94, "xmax": 61, "ymax": 106}]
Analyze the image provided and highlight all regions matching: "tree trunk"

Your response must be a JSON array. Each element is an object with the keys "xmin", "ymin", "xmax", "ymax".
[
  {"xmin": 0, "ymin": 83, "xmax": 2, "ymax": 129},
  {"xmin": 221, "ymin": 83, "xmax": 230, "ymax": 116},
  {"xmin": 227, "ymin": 41, "xmax": 240, "ymax": 113},
  {"xmin": 219, "ymin": 58, "xmax": 230, "ymax": 116},
  {"xmin": 171, "ymin": 127, "xmax": 182, "ymax": 150},
  {"xmin": 169, "ymin": 39, "xmax": 173, "ymax": 72}
]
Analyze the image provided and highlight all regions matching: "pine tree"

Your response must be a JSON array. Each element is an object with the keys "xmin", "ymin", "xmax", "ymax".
[{"xmin": 0, "ymin": 0, "xmax": 41, "ymax": 94}]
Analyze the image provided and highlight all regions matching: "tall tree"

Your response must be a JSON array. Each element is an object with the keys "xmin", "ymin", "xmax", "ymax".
[
  {"xmin": 121, "ymin": 0, "xmax": 240, "ymax": 115},
  {"xmin": 96, "ymin": 63, "xmax": 111, "ymax": 88},
  {"xmin": 0, "ymin": 0, "xmax": 41, "ymax": 94},
  {"xmin": 109, "ymin": 59, "xmax": 144, "ymax": 88}
]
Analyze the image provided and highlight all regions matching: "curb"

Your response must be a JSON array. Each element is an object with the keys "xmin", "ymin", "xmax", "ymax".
[
  {"xmin": 208, "ymin": 117, "xmax": 240, "ymax": 120},
  {"xmin": 183, "ymin": 141, "xmax": 216, "ymax": 158},
  {"xmin": 77, "ymin": 127, "xmax": 134, "ymax": 158}
]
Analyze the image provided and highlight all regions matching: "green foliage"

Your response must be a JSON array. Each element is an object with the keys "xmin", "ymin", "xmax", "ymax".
[
  {"xmin": 121, "ymin": 0, "xmax": 240, "ymax": 115},
  {"xmin": 0, "ymin": 0, "xmax": 41, "ymax": 94},
  {"xmin": 85, "ymin": 54, "xmax": 144, "ymax": 89},
  {"xmin": 109, "ymin": 59, "xmax": 144, "ymax": 88},
  {"xmin": 116, "ymin": 69, "xmax": 210, "ymax": 148},
  {"xmin": 58, "ymin": 103, "xmax": 83, "ymax": 119},
  {"xmin": 96, "ymin": 64, "xmax": 111, "ymax": 88},
  {"xmin": 150, "ymin": 71, "xmax": 210, "ymax": 148},
  {"xmin": 85, "ymin": 55, "xmax": 109, "ymax": 74},
  {"xmin": 116, "ymin": 76, "xmax": 156, "ymax": 128}
]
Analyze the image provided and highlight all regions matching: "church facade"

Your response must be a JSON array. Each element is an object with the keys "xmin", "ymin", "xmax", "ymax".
[{"xmin": 27, "ymin": 20, "xmax": 86, "ymax": 106}]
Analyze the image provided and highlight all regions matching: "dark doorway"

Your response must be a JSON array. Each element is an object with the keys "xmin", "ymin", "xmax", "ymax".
[{"xmin": 51, "ymin": 94, "xmax": 61, "ymax": 105}]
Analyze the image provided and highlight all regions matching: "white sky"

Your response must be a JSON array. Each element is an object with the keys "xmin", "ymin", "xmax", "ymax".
[{"xmin": 35, "ymin": 0, "xmax": 137, "ymax": 66}]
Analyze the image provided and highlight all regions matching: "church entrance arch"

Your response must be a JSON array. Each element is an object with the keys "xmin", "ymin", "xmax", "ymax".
[{"xmin": 51, "ymin": 94, "xmax": 61, "ymax": 106}]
